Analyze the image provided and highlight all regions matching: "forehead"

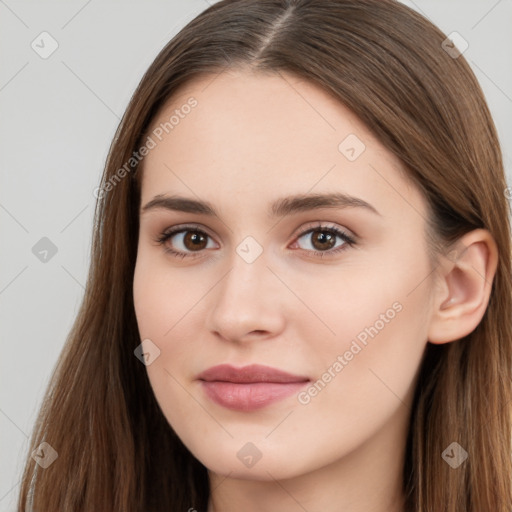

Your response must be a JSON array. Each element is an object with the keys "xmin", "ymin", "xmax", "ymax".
[
  {"xmin": 139, "ymin": 68, "xmax": 426, "ymax": 222},
  {"xmin": 146, "ymin": 68, "xmax": 372, "ymax": 161}
]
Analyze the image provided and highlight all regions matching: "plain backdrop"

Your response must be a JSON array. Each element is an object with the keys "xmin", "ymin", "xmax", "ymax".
[{"xmin": 1, "ymin": 0, "xmax": 511, "ymax": 510}]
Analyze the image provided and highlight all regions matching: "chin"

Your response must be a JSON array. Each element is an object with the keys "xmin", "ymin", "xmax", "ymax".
[{"xmin": 194, "ymin": 443, "xmax": 313, "ymax": 481}]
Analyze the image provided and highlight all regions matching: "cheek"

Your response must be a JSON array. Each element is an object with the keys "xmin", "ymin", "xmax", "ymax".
[
  {"xmin": 133, "ymin": 254, "xmax": 208, "ymax": 395},
  {"xmin": 133, "ymin": 261, "xmax": 200, "ymax": 433},
  {"xmin": 292, "ymin": 251, "xmax": 429, "ymax": 352},
  {"xmin": 133, "ymin": 250, "xmax": 198, "ymax": 341},
  {"xmin": 299, "ymin": 257, "xmax": 431, "ymax": 417}
]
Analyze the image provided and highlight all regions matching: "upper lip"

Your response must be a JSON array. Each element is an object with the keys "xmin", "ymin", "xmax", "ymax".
[{"xmin": 197, "ymin": 364, "xmax": 310, "ymax": 384}]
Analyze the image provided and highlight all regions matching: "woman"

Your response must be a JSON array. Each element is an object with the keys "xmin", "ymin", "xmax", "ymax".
[{"xmin": 17, "ymin": 0, "xmax": 512, "ymax": 511}]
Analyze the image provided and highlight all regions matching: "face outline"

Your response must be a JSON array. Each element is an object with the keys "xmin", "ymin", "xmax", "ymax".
[{"xmin": 132, "ymin": 68, "xmax": 437, "ymax": 501}]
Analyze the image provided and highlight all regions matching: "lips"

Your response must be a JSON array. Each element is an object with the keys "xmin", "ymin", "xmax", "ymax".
[
  {"xmin": 197, "ymin": 364, "xmax": 309, "ymax": 383},
  {"xmin": 197, "ymin": 364, "xmax": 310, "ymax": 411}
]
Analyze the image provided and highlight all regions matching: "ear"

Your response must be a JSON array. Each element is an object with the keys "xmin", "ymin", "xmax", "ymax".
[{"xmin": 427, "ymin": 228, "xmax": 498, "ymax": 344}]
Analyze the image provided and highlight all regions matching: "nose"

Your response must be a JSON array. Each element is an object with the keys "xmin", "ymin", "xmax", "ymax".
[{"xmin": 205, "ymin": 248, "xmax": 286, "ymax": 344}]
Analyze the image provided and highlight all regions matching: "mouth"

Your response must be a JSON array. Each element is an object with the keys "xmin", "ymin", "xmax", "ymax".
[{"xmin": 196, "ymin": 364, "xmax": 310, "ymax": 411}]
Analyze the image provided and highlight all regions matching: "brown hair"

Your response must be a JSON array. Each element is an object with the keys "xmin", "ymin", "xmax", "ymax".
[{"xmin": 17, "ymin": 0, "xmax": 512, "ymax": 510}]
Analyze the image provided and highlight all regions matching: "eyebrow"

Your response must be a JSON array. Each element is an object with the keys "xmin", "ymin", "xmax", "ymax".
[{"xmin": 141, "ymin": 192, "xmax": 381, "ymax": 218}]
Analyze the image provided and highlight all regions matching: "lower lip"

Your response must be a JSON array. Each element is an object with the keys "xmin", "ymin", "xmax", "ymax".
[{"xmin": 200, "ymin": 381, "xmax": 309, "ymax": 411}]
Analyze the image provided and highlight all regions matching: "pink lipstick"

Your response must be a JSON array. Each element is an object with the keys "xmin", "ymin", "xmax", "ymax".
[{"xmin": 197, "ymin": 364, "xmax": 310, "ymax": 411}]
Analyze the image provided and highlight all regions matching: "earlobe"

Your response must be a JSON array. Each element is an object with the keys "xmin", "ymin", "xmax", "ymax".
[{"xmin": 427, "ymin": 229, "xmax": 498, "ymax": 345}]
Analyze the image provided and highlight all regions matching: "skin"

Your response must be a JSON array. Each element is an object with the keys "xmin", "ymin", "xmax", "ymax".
[{"xmin": 132, "ymin": 68, "xmax": 498, "ymax": 512}]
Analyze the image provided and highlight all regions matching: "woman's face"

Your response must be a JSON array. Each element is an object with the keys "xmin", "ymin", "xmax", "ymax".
[{"xmin": 133, "ymin": 68, "xmax": 436, "ymax": 481}]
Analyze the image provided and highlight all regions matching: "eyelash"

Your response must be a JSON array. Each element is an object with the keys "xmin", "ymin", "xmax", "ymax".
[{"xmin": 154, "ymin": 222, "xmax": 356, "ymax": 260}]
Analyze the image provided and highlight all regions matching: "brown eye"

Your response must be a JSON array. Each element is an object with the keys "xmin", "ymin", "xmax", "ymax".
[
  {"xmin": 181, "ymin": 231, "xmax": 208, "ymax": 251},
  {"xmin": 293, "ymin": 224, "xmax": 356, "ymax": 258},
  {"xmin": 156, "ymin": 226, "xmax": 216, "ymax": 258},
  {"xmin": 309, "ymin": 230, "xmax": 337, "ymax": 251}
]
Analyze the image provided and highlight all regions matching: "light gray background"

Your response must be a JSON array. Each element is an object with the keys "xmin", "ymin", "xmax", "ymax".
[{"xmin": 1, "ymin": 1, "xmax": 511, "ymax": 509}]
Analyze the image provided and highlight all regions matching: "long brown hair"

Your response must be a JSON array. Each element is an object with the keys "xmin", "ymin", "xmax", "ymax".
[{"xmin": 17, "ymin": 0, "xmax": 512, "ymax": 510}]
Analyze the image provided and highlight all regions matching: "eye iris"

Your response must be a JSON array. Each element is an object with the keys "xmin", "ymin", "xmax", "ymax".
[
  {"xmin": 312, "ymin": 230, "xmax": 336, "ymax": 250},
  {"xmin": 184, "ymin": 231, "xmax": 207, "ymax": 251}
]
